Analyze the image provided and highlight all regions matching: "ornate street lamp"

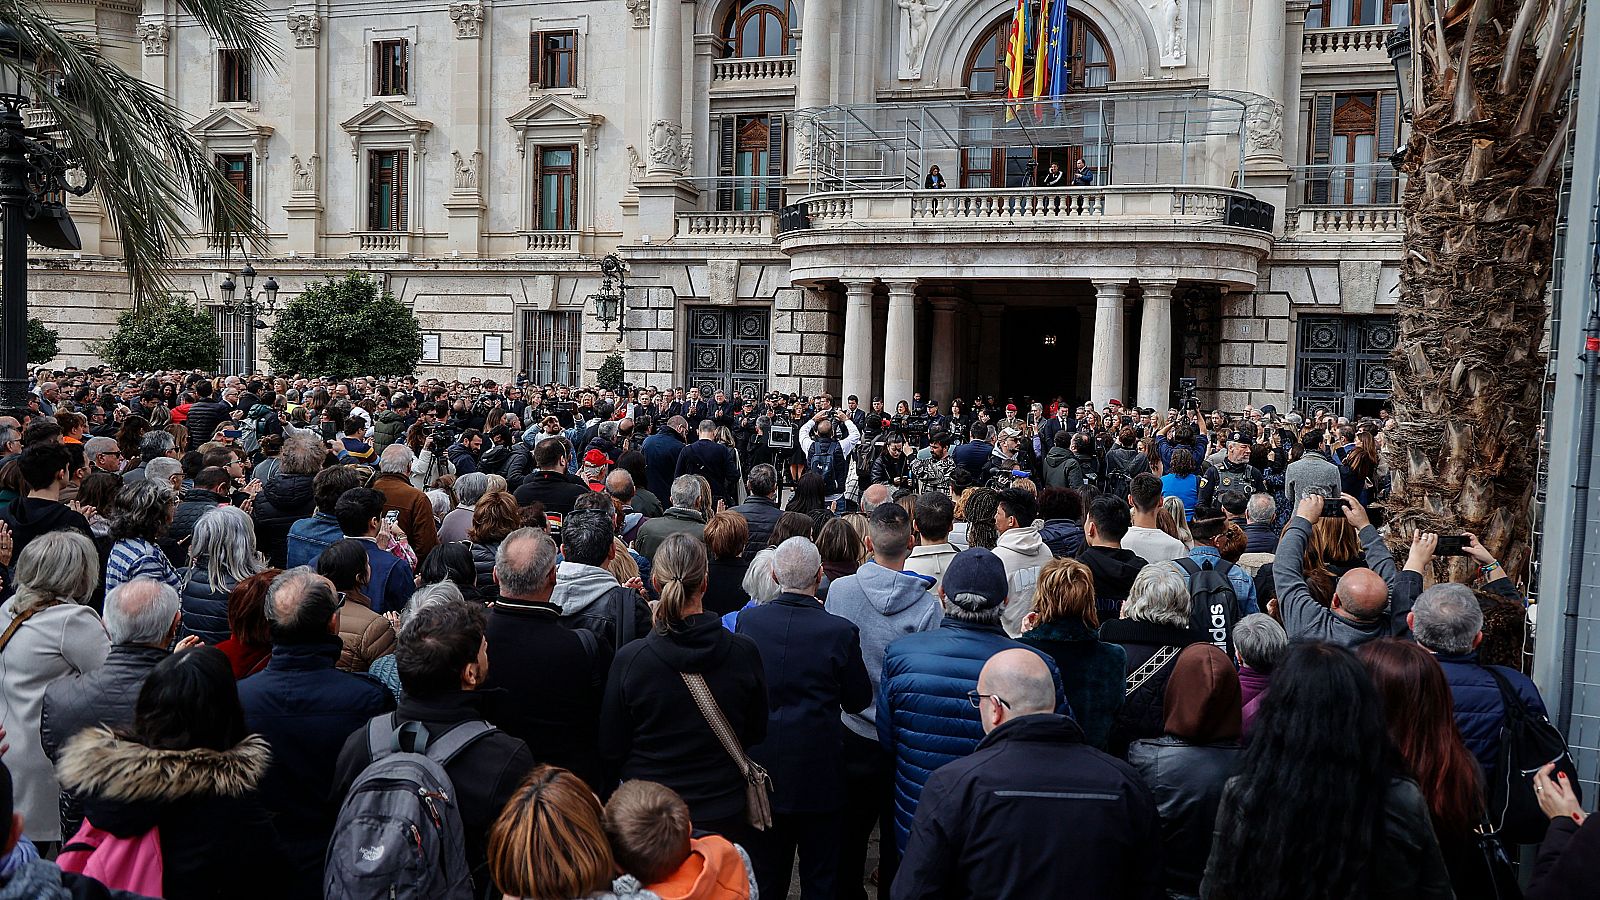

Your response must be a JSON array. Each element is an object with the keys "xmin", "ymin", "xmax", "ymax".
[
  {"xmin": 590, "ymin": 253, "xmax": 627, "ymax": 335},
  {"xmin": 0, "ymin": 23, "xmax": 96, "ymax": 411},
  {"xmin": 219, "ymin": 261, "xmax": 279, "ymax": 374},
  {"xmin": 1386, "ymin": 21, "xmax": 1413, "ymax": 170}
]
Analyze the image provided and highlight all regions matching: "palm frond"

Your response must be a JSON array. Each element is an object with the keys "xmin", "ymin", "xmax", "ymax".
[{"xmin": 0, "ymin": 0, "xmax": 275, "ymax": 298}]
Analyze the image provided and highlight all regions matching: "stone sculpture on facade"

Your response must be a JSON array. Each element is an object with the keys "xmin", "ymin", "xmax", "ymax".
[
  {"xmin": 897, "ymin": 0, "xmax": 940, "ymax": 77},
  {"xmin": 286, "ymin": 12, "xmax": 321, "ymax": 49},
  {"xmin": 625, "ymin": 0, "xmax": 650, "ymax": 27},
  {"xmin": 648, "ymin": 119, "xmax": 684, "ymax": 171},
  {"xmin": 137, "ymin": 23, "xmax": 170, "ymax": 56},
  {"xmin": 1245, "ymin": 98, "xmax": 1284, "ymax": 156},
  {"xmin": 1141, "ymin": 0, "xmax": 1186, "ymax": 66},
  {"xmin": 451, "ymin": 150, "xmax": 480, "ymax": 191},
  {"xmin": 290, "ymin": 154, "xmax": 318, "ymax": 194},
  {"xmin": 448, "ymin": 2, "xmax": 484, "ymax": 39}
]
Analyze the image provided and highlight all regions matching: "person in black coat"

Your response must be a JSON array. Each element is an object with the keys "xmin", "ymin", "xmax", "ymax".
[
  {"xmin": 674, "ymin": 421, "xmax": 738, "ymax": 505},
  {"xmin": 729, "ymin": 464, "xmax": 783, "ymax": 559},
  {"xmin": 165, "ymin": 468, "xmax": 229, "ymax": 561},
  {"xmin": 896, "ymin": 648, "xmax": 1162, "ymax": 900},
  {"xmin": 58, "ymin": 647, "xmax": 293, "ymax": 900},
  {"xmin": 250, "ymin": 433, "xmax": 324, "ymax": 568},
  {"xmin": 483, "ymin": 529, "xmax": 613, "ymax": 790},
  {"xmin": 181, "ymin": 381, "xmax": 231, "ymax": 451},
  {"xmin": 735, "ymin": 537, "xmax": 872, "ymax": 899},
  {"xmin": 642, "ymin": 419, "xmax": 688, "ymax": 502},
  {"xmin": 332, "ymin": 594, "xmax": 534, "ymax": 892},
  {"xmin": 1527, "ymin": 762, "xmax": 1598, "ymax": 900},
  {"xmin": 512, "ymin": 437, "xmax": 588, "ymax": 516},
  {"xmin": 236, "ymin": 569, "xmax": 394, "ymax": 896},
  {"xmin": 599, "ymin": 533, "xmax": 768, "ymax": 844},
  {"xmin": 1099, "ymin": 562, "xmax": 1203, "ymax": 757}
]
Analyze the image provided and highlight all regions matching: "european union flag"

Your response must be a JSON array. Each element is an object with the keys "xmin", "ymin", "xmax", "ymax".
[{"xmin": 1045, "ymin": 0, "xmax": 1071, "ymax": 96}]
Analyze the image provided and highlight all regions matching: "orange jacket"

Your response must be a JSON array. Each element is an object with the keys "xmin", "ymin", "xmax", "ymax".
[{"xmin": 646, "ymin": 836, "xmax": 752, "ymax": 900}]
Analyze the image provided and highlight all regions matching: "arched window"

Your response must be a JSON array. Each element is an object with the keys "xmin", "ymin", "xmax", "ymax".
[
  {"xmin": 963, "ymin": 10, "xmax": 1115, "ymax": 95},
  {"xmin": 720, "ymin": 1, "xmax": 794, "ymax": 58}
]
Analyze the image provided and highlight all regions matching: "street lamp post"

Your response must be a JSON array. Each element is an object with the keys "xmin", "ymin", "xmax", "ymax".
[
  {"xmin": 0, "ymin": 25, "xmax": 95, "ymax": 413},
  {"xmin": 1386, "ymin": 21, "xmax": 1413, "ymax": 170},
  {"xmin": 588, "ymin": 253, "xmax": 627, "ymax": 388},
  {"xmin": 218, "ymin": 262, "xmax": 279, "ymax": 375}
]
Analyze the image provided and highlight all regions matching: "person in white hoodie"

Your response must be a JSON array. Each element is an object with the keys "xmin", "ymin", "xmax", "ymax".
[
  {"xmin": 549, "ymin": 509, "xmax": 652, "ymax": 649},
  {"xmin": 992, "ymin": 488, "xmax": 1054, "ymax": 637},
  {"xmin": 823, "ymin": 503, "xmax": 943, "ymax": 897}
]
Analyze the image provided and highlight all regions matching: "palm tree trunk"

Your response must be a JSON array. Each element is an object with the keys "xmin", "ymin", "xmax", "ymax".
[{"xmin": 1388, "ymin": 0, "xmax": 1578, "ymax": 598}]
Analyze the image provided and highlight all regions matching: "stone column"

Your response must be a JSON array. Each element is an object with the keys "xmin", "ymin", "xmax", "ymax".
[
  {"xmin": 840, "ymin": 280, "xmax": 875, "ymax": 405},
  {"xmin": 928, "ymin": 297, "xmax": 959, "ymax": 407},
  {"xmin": 1136, "ymin": 281, "xmax": 1177, "ymax": 412},
  {"xmin": 882, "ymin": 280, "xmax": 918, "ymax": 408},
  {"xmin": 1090, "ymin": 281, "xmax": 1128, "ymax": 407},
  {"xmin": 791, "ymin": 0, "xmax": 835, "ymax": 183},
  {"xmin": 646, "ymin": 0, "xmax": 685, "ymax": 177},
  {"xmin": 444, "ymin": 2, "xmax": 486, "ymax": 256},
  {"xmin": 1244, "ymin": 0, "xmax": 1287, "ymax": 166}
]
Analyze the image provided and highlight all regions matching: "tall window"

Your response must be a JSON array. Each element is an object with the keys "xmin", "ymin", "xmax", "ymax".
[
  {"xmin": 368, "ymin": 150, "xmax": 408, "ymax": 231},
  {"xmin": 717, "ymin": 113, "xmax": 784, "ymax": 211},
  {"xmin": 523, "ymin": 310, "xmax": 582, "ymax": 385},
  {"xmin": 1307, "ymin": 91, "xmax": 1399, "ymax": 204},
  {"xmin": 214, "ymin": 154, "xmax": 251, "ymax": 231},
  {"xmin": 373, "ymin": 39, "xmax": 409, "ymax": 96},
  {"xmin": 218, "ymin": 49, "xmax": 251, "ymax": 102},
  {"xmin": 1306, "ymin": 0, "xmax": 1407, "ymax": 28},
  {"xmin": 535, "ymin": 145, "xmax": 578, "ymax": 231},
  {"xmin": 531, "ymin": 31, "xmax": 577, "ymax": 88},
  {"xmin": 719, "ymin": 0, "xmax": 793, "ymax": 57},
  {"xmin": 963, "ymin": 11, "xmax": 1114, "ymax": 96}
]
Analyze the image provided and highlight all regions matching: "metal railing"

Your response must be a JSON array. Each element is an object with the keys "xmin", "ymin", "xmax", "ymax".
[{"xmin": 1291, "ymin": 162, "xmax": 1405, "ymax": 207}]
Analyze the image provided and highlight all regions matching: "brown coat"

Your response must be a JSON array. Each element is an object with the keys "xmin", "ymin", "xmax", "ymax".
[
  {"xmin": 372, "ymin": 472, "xmax": 439, "ymax": 562},
  {"xmin": 335, "ymin": 591, "xmax": 396, "ymax": 673}
]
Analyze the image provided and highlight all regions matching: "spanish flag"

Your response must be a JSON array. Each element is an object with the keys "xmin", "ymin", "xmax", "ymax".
[{"xmin": 1004, "ymin": 0, "xmax": 1028, "ymax": 120}]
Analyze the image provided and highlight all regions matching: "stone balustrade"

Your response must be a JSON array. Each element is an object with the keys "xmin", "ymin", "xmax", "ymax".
[
  {"xmin": 524, "ymin": 231, "xmax": 578, "ymax": 253},
  {"xmin": 711, "ymin": 56, "xmax": 796, "ymax": 83},
  {"xmin": 356, "ymin": 232, "xmax": 406, "ymax": 253},
  {"xmin": 676, "ymin": 211, "xmax": 774, "ymax": 241},
  {"xmin": 793, "ymin": 185, "xmax": 1249, "ymax": 228},
  {"xmin": 1302, "ymin": 25, "xmax": 1394, "ymax": 55},
  {"xmin": 1291, "ymin": 205, "xmax": 1403, "ymax": 235}
]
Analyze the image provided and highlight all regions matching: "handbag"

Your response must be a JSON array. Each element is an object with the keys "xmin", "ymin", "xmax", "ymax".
[
  {"xmin": 1471, "ymin": 823, "xmax": 1524, "ymax": 900},
  {"xmin": 680, "ymin": 672, "xmax": 774, "ymax": 831}
]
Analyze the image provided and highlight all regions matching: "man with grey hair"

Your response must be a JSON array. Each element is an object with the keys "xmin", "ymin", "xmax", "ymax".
[
  {"xmin": 121, "ymin": 428, "xmax": 178, "ymax": 485},
  {"xmin": 896, "ymin": 648, "xmax": 1160, "ymax": 900},
  {"xmin": 42, "ymin": 578, "xmax": 190, "ymax": 766},
  {"xmin": 859, "ymin": 482, "xmax": 891, "ymax": 515},
  {"xmin": 239, "ymin": 566, "xmax": 394, "ymax": 895},
  {"xmin": 879, "ymin": 547, "xmax": 1063, "ymax": 858},
  {"xmin": 1410, "ymin": 578, "xmax": 1548, "ymax": 777},
  {"xmin": 372, "ymin": 442, "xmax": 438, "ymax": 560},
  {"xmin": 83, "ymin": 435, "xmax": 125, "ymax": 476},
  {"xmin": 1242, "ymin": 493, "xmax": 1280, "ymax": 554},
  {"xmin": 730, "ymin": 463, "xmax": 782, "ymax": 558},
  {"xmin": 734, "ymin": 536, "xmax": 871, "ymax": 899},
  {"xmin": 253, "ymin": 431, "xmax": 326, "ymax": 566},
  {"xmin": 551, "ymin": 509, "xmax": 651, "ymax": 648},
  {"xmin": 634, "ymin": 474, "xmax": 707, "ymax": 561},
  {"xmin": 485, "ymin": 527, "xmax": 613, "ymax": 789},
  {"xmin": 439, "ymin": 471, "xmax": 491, "ymax": 543}
]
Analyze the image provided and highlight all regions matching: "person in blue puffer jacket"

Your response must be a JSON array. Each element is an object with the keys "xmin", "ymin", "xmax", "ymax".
[
  {"xmin": 177, "ymin": 505, "xmax": 267, "ymax": 645},
  {"xmin": 877, "ymin": 547, "xmax": 1067, "ymax": 854}
]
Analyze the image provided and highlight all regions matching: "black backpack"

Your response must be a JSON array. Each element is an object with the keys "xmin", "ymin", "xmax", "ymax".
[
  {"xmin": 1484, "ymin": 667, "xmax": 1581, "ymax": 844},
  {"xmin": 808, "ymin": 438, "xmax": 847, "ymax": 494},
  {"xmin": 1102, "ymin": 449, "xmax": 1144, "ymax": 502},
  {"xmin": 1174, "ymin": 558, "xmax": 1241, "ymax": 656}
]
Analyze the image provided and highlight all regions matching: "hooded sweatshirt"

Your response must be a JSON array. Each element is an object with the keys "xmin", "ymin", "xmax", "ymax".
[
  {"xmin": 823, "ymin": 561, "xmax": 943, "ymax": 740},
  {"xmin": 0, "ymin": 497, "xmax": 93, "ymax": 564},
  {"xmin": 551, "ymin": 561, "xmax": 622, "ymax": 618},
  {"xmin": 1078, "ymin": 545, "xmax": 1149, "ymax": 620},
  {"xmin": 1041, "ymin": 445, "xmax": 1079, "ymax": 489},
  {"xmin": 993, "ymin": 524, "xmax": 1053, "ymax": 637}
]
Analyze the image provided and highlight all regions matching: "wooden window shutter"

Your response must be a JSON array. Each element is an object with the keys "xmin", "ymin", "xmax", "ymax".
[
  {"xmin": 242, "ymin": 156, "xmax": 253, "ymax": 203},
  {"xmin": 1309, "ymin": 94, "xmax": 1334, "ymax": 205},
  {"xmin": 367, "ymin": 151, "xmax": 381, "ymax": 228},
  {"xmin": 530, "ymin": 32, "xmax": 543, "ymax": 86},
  {"xmin": 567, "ymin": 145, "xmax": 579, "ymax": 230},
  {"xmin": 401, "ymin": 40, "xmax": 411, "ymax": 94},
  {"xmin": 532, "ymin": 145, "xmax": 544, "ymax": 229},
  {"xmin": 717, "ymin": 116, "xmax": 737, "ymax": 211},
  {"xmin": 766, "ymin": 114, "xmax": 785, "ymax": 210},
  {"xmin": 372, "ymin": 44, "xmax": 382, "ymax": 96},
  {"xmin": 1375, "ymin": 92, "xmax": 1398, "ymax": 203},
  {"xmin": 395, "ymin": 152, "xmax": 409, "ymax": 231}
]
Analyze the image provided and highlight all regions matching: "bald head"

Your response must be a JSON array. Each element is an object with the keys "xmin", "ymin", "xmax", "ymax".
[
  {"xmin": 977, "ymin": 648, "xmax": 1056, "ymax": 732},
  {"xmin": 861, "ymin": 483, "xmax": 890, "ymax": 514},
  {"xmin": 1333, "ymin": 567, "xmax": 1390, "ymax": 621}
]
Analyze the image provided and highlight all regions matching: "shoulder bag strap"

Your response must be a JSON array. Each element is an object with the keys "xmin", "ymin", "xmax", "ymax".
[
  {"xmin": 0, "ymin": 605, "xmax": 44, "ymax": 656},
  {"xmin": 1173, "ymin": 557, "xmax": 1201, "ymax": 578},
  {"xmin": 1482, "ymin": 666, "xmax": 1529, "ymax": 724},
  {"xmin": 1126, "ymin": 644, "xmax": 1180, "ymax": 697},
  {"xmin": 680, "ymin": 672, "xmax": 753, "ymax": 778}
]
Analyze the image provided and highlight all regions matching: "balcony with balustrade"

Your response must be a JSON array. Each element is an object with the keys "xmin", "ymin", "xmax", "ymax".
[
  {"xmin": 711, "ymin": 55, "xmax": 797, "ymax": 92},
  {"xmin": 352, "ymin": 232, "xmax": 412, "ymax": 256},
  {"xmin": 1283, "ymin": 163, "xmax": 1405, "ymax": 240},
  {"xmin": 774, "ymin": 93, "xmax": 1275, "ymax": 287},
  {"xmin": 1300, "ymin": 24, "xmax": 1397, "ymax": 73}
]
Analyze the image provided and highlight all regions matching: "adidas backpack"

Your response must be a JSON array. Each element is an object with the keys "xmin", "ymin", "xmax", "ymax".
[
  {"xmin": 324, "ymin": 716, "xmax": 495, "ymax": 900},
  {"xmin": 1174, "ymin": 557, "xmax": 1241, "ymax": 657}
]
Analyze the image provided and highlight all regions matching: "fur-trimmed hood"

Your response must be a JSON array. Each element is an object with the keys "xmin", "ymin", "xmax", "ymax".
[{"xmin": 56, "ymin": 727, "xmax": 271, "ymax": 804}]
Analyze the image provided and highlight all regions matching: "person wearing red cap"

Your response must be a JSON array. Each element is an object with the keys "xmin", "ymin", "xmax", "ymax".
[
  {"xmin": 580, "ymin": 448, "xmax": 611, "ymax": 492},
  {"xmin": 999, "ymin": 403, "xmax": 1024, "ymax": 436}
]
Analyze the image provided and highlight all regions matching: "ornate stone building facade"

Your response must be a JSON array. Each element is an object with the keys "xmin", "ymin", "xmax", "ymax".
[{"xmin": 32, "ymin": 0, "xmax": 1404, "ymax": 416}]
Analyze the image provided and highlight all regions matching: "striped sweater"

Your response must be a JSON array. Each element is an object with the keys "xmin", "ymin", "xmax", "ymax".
[{"xmin": 105, "ymin": 537, "xmax": 181, "ymax": 594}]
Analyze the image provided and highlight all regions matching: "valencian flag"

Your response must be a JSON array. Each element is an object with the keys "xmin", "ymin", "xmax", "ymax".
[{"xmin": 1003, "ymin": 0, "xmax": 1029, "ymax": 120}]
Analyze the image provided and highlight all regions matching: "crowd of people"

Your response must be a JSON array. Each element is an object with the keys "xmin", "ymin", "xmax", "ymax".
[{"xmin": 0, "ymin": 366, "xmax": 1589, "ymax": 900}]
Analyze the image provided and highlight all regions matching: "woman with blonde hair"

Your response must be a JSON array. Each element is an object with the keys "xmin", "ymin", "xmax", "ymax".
[
  {"xmin": 468, "ymin": 490, "xmax": 521, "ymax": 587},
  {"xmin": 0, "ymin": 530, "xmax": 110, "ymax": 847},
  {"xmin": 488, "ymin": 765, "xmax": 622, "ymax": 900},
  {"xmin": 599, "ymin": 532, "xmax": 768, "ymax": 844},
  {"xmin": 1018, "ymin": 558, "xmax": 1126, "ymax": 751},
  {"xmin": 1159, "ymin": 496, "xmax": 1193, "ymax": 548}
]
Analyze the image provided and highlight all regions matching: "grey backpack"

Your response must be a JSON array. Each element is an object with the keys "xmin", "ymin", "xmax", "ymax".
[{"xmin": 324, "ymin": 715, "xmax": 494, "ymax": 900}]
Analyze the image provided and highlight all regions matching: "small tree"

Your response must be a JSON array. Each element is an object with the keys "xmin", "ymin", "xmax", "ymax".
[
  {"xmin": 27, "ymin": 318, "xmax": 59, "ymax": 365},
  {"xmin": 596, "ymin": 352, "xmax": 625, "ymax": 391},
  {"xmin": 97, "ymin": 295, "xmax": 220, "ymax": 371},
  {"xmin": 268, "ymin": 273, "xmax": 421, "ymax": 379}
]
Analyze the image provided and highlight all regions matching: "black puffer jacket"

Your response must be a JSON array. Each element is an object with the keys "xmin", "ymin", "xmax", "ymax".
[
  {"xmin": 182, "ymin": 399, "xmax": 232, "ymax": 451},
  {"xmin": 176, "ymin": 562, "xmax": 242, "ymax": 645},
  {"xmin": 251, "ymin": 473, "xmax": 316, "ymax": 568},
  {"xmin": 1098, "ymin": 618, "xmax": 1203, "ymax": 758},
  {"xmin": 1127, "ymin": 737, "xmax": 1241, "ymax": 897},
  {"xmin": 170, "ymin": 489, "xmax": 226, "ymax": 550},
  {"xmin": 469, "ymin": 541, "xmax": 499, "ymax": 588}
]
